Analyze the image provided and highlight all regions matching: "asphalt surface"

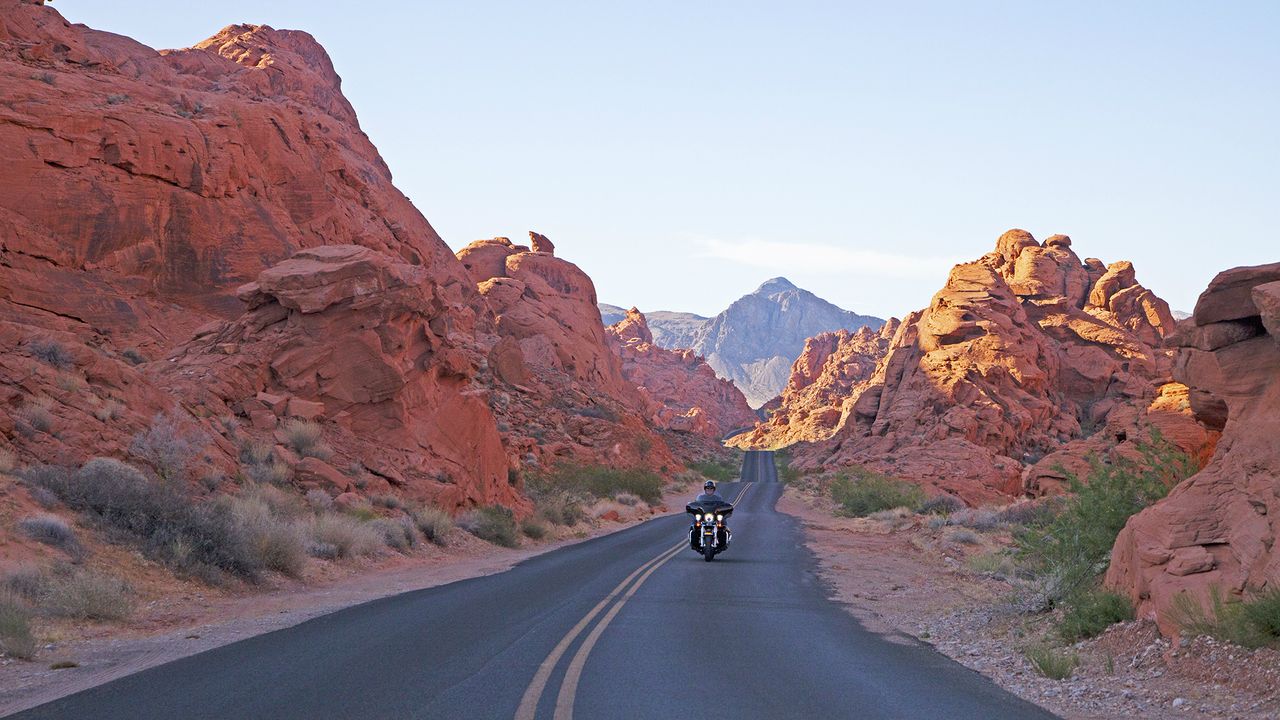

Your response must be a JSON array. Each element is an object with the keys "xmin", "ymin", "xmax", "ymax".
[{"xmin": 11, "ymin": 451, "xmax": 1057, "ymax": 719}]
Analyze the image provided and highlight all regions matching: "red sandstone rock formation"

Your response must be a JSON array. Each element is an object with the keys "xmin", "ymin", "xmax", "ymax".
[
  {"xmin": 1107, "ymin": 263, "xmax": 1280, "ymax": 633},
  {"xmin": 606, "ymin": 308, "xmax": 757, "ymax": 440},
  {"xmin": 784, "ymin": 230, "xmax": 1201, "ymax": 504},
  {"xmin": 729, "ymin": 321, "xmax": 899, "ymax": 449},
  {"xmin": 456, "ymin": 236, "xmax": 680, "ymax": 472}
]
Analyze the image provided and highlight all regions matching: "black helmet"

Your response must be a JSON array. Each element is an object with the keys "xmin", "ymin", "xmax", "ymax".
[{"xmin": 703, "ymin": 480, "xmax": 716, "ymax": 491}]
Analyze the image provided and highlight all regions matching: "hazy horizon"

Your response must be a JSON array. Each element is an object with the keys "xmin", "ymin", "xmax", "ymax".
[{"xmin": 55, "ymin": 1, "xmax": 1278, "ymax": 319}]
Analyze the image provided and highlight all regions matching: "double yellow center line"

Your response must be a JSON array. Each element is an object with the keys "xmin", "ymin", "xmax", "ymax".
[{"xmin": 514, "ymin": 482, "xmax": 753, "ymax": 720}]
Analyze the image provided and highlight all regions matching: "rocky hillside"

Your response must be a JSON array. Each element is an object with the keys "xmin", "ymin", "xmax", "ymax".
[
  {"xmin": 1107, "ymin": 263, "xmax": 1280, "ymax": 632},
  {"xmin": 779, "ymin": 230, "xmax": 1214, "ymax": 504},
  {"xmin": 602, "ymin": 279, "xmax": 882, "ymax": 407},
  {"xmin": 0, "ymin": 1, "xmax": 744, "ymax": 526},
  {"xmin": 606, "ymin": 308, "xmax": 757, "ymax": 443}
]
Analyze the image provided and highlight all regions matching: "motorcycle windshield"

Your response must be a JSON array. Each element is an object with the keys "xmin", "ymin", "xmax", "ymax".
[{"xmin": 685, "ymin": 500, "xmax": 734, "ymax": 516}]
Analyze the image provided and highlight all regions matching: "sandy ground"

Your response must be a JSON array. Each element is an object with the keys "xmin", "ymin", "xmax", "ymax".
[
  {"xmin": 0, "ymin": 479, "xmax": 699, "ymax": 717},
  {"xmin": 778, "ymin": 487, "xmax": 1280, "ymax": 720}
]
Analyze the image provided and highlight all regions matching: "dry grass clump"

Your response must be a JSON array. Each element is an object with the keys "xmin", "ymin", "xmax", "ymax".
[
  {"xmin": 308, "ymin": 513, "xmax": 383, "ymax": 559},
  {"xmin": 0, "ymin": 591, "xmax": 35, "ymax": 659},
  {"xmin": 18, "ymin": 515, "xmax": 84, "ymax": 559},
  {"xmin": 129, "ymin": 412, "xmax": 204, "ymax": 482},
  {"xmin": 1024, "ymin": 644, "xmax": 1079, "ymax": 680},
  {"xmin": 412, "ymin": 505, "xmax": 453, "ymax": 546},
  {"xmin": 18, "ymin": 397, "xmax": 55, "ymax": 433},
  {"xmin": 520, "ymin": 517, "xmax": 548, "ymax": 540},
  {"xmin": 5, "ymin": 565, "xmax": 133, "ymax": 622},
  {"xmin": 282, "ymin": 419, "xmax": 332, "ymax": 460},
  {"xmin": 28, "ymin": 339, "xmax": 74, "ymax": 370},
  {"xmin": 94, "ymin": 399, "xmax": 125, "ymax": 422},
  {"xmin": 457, "ymin": 506, "xmax": 518, "ymax": 548},
  {"xmin": 371, "ymin": 517, "xmax": 417, "ymax": 552},
  {"xmin": 0, "ymin": 449, "xmax": 16, "ymax": 474},
  {"xmin": 221, "ymin": 494, "xmax": 307, "ymax": 577}
]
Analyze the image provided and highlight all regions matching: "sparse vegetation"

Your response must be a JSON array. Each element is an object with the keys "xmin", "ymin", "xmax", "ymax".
[
  {"xmin": 223, "ymin": 494, "xmax": 307, "ymax": 577},
  {"xmin": 28, "ymin": 339, "xmax": 73, "ymax": 369},
  {"xmin": 19, "ymin": 397, "xmax": 55, "ymax": 433},
  {"xmin": 0, "ymin": 591, "xmax": 35, "ymax": 659},
  {"xmin": 946, "ymin": 528, "xmax": 980, "ymax": 545},
  {"xmin": 371, "ymin": 493, "xmax": 405, "ymax": 511},
  {"xmin": 412, "ymin": 505, "xmax": 453, "ymax": 545},
  {"xmin": 919, "ymin": 495, "xmax": 965, "ymax": 515},
  {"xmin": 94, "ymin": 399, "xmax": 125, "ymax": 422},
  {"xmin": 23, "ymin": 459, "xmax": 265, "ymax": 582},
  {"xmin": 371, "ymin": 517, "xmax": 416, "ymax": 552},
  {"xmin": 282, "ymin": 419, "xmax": 332, "ymax": 460},
  {"xmin": 457, "ymin": 506, "xmax": 518, "ymax": 548},
  {"xmin": 531, "ymin": 464, "xmax": 663, "ymax": 505},
  {"xmin": 129, "ymin": 412, "xmax": 205, "ymax": 482},
  {"xmin": 948, "ymin": 508, "xmax": 1000, "ymax": 531},
  {"xmin": 308, "ymin": 513, "xmax": 382, "ymax": 559},
  {"xmin": 1059, "ymin": 590, "xmax": 1134, "ymax": 642},
  {"xmin": 239, "ymin": 439, "xmax": 274, "ymax": 466},
  {"xmin": 829, "ymin": 468, "xmax": 924, "ymax": 518},
  {"xmin": 520, "ymin": 517, "xmax": 548, "ymax": 540},
  {"xmin": 0, "ymin": 449, "xmax": 15, "ymax": 474},
  {"xmin": 614, "ymin": 492, "xmax": 640, "ymax": 507},
  {"xmin": 305, "ymin": 489, "xmax": 334, "ymax": 511},
  {"xmin": 32, "ymin": 72, "xmax": 55, "ymax": 86},
  {"xmin": 106, "ymin": 93, "xmax": 130, "ymax": 105},
  {"xmin": 1024, "ymin": 644, "xmax": 1079, "ymax": 680},
  {"xmin": 41, "ymin": 569, "xmax": 133, "ymax": 621},
  {"xmin": 55, "ymin": 372, "xmax": 84, "ymax": 393}
]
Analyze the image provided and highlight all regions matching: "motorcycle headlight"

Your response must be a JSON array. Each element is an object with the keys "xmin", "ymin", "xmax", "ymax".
[
  {"xmin": 694, "ymin": 514, "xmax": 702, "ymax": 521},
  {"xmin": 716, "ymin": 514, "xmax": 723, "ymax": 521}
]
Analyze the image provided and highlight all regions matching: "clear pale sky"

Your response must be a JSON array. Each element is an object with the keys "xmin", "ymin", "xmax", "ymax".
[{"xmin": 55, "ymin": 1, "xmax": 1278, "ymax": 320}]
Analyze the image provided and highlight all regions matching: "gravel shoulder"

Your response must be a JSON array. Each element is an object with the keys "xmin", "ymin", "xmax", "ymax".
[{"xmin": 778, "ymin": 487, "xmax": 1280, "ymax": 720}]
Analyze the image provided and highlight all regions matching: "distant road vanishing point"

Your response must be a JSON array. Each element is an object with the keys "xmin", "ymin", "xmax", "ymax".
[{"xmin": 11, "ymin": 451, "xmax": 1056, "ymax": 720}]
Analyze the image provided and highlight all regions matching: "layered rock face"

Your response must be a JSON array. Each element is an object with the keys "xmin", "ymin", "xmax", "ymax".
[
  {"xmin": 730, "ymin": 321, "xmax": 899, "ymax": 449},
  {"xmin": 457, "ymin": 236, "xmax": 679, "ymax": 471},
  {"xmin": 1107, "ymin": 263, "xmax": 1280, "ymax": 632},
  {"xmin": 163, "ymin": 246, "xmax": 519, "ymax": 509},
  {"xmin": 789, "ymin": 230, "xmax": 1203, "ymax": 504},
  {"xmin": 606, "ymin": 308, "xmax": 757, "ymax": 440}
]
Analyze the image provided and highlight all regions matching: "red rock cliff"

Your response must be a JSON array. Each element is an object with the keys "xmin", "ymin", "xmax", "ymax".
[{"xmin": 1106, "ymin": 263, "xmax": 1280, "ymax": 633}]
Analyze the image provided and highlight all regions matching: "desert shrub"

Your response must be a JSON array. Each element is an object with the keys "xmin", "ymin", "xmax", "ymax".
[
  {"xmin": 106, "ymin": 93, "xmax": 130, "ymax": 105},
  {"xmin": 520, "ymin": 517, "xmax": 548, "ymax": 540},
  {"xmin": 371, "ymin": 494, "xmax": 404, "ymax": 510},
  {"xmin": 371, "ymin": 517, "xmax": 416, "ymax": 552},
  {"xmin": 773, "ymin": 448, "xmax": 802, "ymax": 484},
  {"xmin": 130, "ymin": 412, "xmax": 204, "ymax": 482},
  {"xmin": 23, "ymin": 459, "xmax": 263, "ymax": 581},
  {"xmin": 996, "ymin": 498, "xmax": 1063, "ymax": 526},
  {"xmin": 573, "ymin": 405, "xmax": 619, "ymax": 422},
  {"xmin": 1016, "ymin": 432, "xmax": 1195, "ymax": 606},
  {"xmin": 18, "ymin": 398, "xmax": 54, "ymax": 433},
  {"xmin": 223, "ymin": 496, "xmax": 307, "ymax": 577},
  {"xmin": 947, "ymin": 528, "xmax": 981, "ymax": 545},
  {"xmin": 829, "ymin": 469, "xmax": 924, "ymax": 518},
  {"xmin": 239, "ymin": 440, "xmax": 274, "ymax": 466},
  {"xmin": 1024, "ymin": 645, "xmax": 1079, "ymax": 680},
  {"xmin": 689, "ymin": 459, "xmax": 737, "ymax": 484},
  {"xmin": 1168, "ymin": 587, "xmax": 1280, "ymax": 649},
  {"xmin": 967, "ymin": 551, "xmax": 1019, "ymax": 578},
  {"xmin": 28, "ymin": 339, "xmax": 73, "ymax": 369},
  {"xmin": 1059, "ymin": 590, "xmax": 1134, "ymax": 642},
  {"xmin": 55, "ymin": 373, "xmax": 84, "ymax": 393},
  {"xmin": 412, "ymin": 506, "xmax": 453, "ymax": 546},
  {"xmin": 308, "ymin": 513, "xmax": 382, "ymax": 559},
  {"xmin": 282, "ymin": 419, "xmax": 331, "ymax": 460},
  {"xmin": 42, "ymin": 569, "xmax": 133, "ymax": 621},
  {"xmin": 120, "ymin": 347, "xmax": 146, "ymax": 365},
  {"xmin": 246, "ymin": 460, "xmax": 292, "ymax": 486},
  {"xmin": 94, "ymin": 399, "xmax": 125, "ymax": 422},
  {"xmin": 614, "ymin": 492, "xmax": 640, "ymax": 507},
  {"xmin": 33, "ymin": 71, "xmax": 55, "ymax": 85},
  {"xmin": 2, "ymin": 568, "xmax": 48, "ymax": 602},
  {"xmin": 307, "ymin": 542, "xmax": 339, "ymax": 561},
  {"xmin": 0, "ymin": 591, "xmax": 35, "ymax": 659},
  {"xmin": 457, "ymin": 506, "xmax": 518, "ymax": 548},
  {"xmin": 919, "ymin": 495, "xmax": 965, "ymax": 515},
  {"xmin": 305, "ymin": 489, "xmax": 334, "ymax": 512},
  {"xmin": 531, "ymin": 465, "xmax": 663, "ymax": 504},
  {"xmin": 239, "ymin": 484, "xmax": 306, "ymax": 518},
  {"xmin": 949, "ymin": 508, "xmax": 1001, "ymax": 531},
  {"xmin": 18, "ymin": 515, "xmax": 82, "ymax": 558},
  {"xmin": 0, "ymin": 449, "xmax": 15, "ymax": 474}
]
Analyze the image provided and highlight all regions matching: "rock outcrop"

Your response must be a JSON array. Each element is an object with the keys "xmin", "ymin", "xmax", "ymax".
[
  {"xmin": 457, "ymin": 235, "xmax": 679, "ymax": 472},
  {"xmin": 1107, "ymin": 263, "xmax": 1280, "ymax": 633},
  {"xmin": 606, "ymin": 308, "xmax": 757, "ymax": 440},
  {"xmin": 786, "ymin": 230, "xmax": 1203, "ymax": 504},
  {"xmin": 730, "ymin": 321, "xmax": 899, "ymax": 449}
]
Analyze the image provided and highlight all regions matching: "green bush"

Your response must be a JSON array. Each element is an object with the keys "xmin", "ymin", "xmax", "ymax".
[
  {"xmin": 531, "ymin": 465, "xmax": 663, "ymax": 504},
  {"xmin": 1016, "ymin": 431, "xmax": 1195, "ymax": 605},
  {"xmin": 689, "ymin": 459, "xmax": 737, "ymax": 484},
  {"xmin": 829, "ymin": 469, "xmax": 924, "ymax": 517},
  {"xmin": 458, "ymin": 506, "xmax": 518, "ymax": 548},
  {"xmin": 520, "ymin": 517, "xmax": 548, "ymax": 540},
  {"xmin": 1059, "ymin": 590, "xmax": 1134, "ymax": 642},
  {"xmin": 1024, "ymin": 645, "xmax": 1079, "ymax": 680},
  {"xmin": 0, "ymin": 591, "xmax": 35, "ymax": 659},
  {"xmin": 773, "ymin": 449, "xmax": 801, "ymax": 484},
  {"xmin": 1168, "ymin": 587, "xmax": 1280, "ymax": 649}
]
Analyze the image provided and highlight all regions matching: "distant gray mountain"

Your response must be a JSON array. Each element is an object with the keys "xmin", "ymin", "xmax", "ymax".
[
  {"xmin": 598, "ymin": 277, "xmax": 881, "ymax": 407},
  {"xmin": 1172, "ymin": 310, "xmax": 1192, "ymax": 321},
  {"xmin": 599, "ymin": 303, "xmax": 629, "ymax": 326}
]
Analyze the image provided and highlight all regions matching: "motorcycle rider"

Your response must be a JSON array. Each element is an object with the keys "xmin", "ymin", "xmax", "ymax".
[{"xmin": 696, "ymin": 480, "xmax": 724, "ymax": 503}]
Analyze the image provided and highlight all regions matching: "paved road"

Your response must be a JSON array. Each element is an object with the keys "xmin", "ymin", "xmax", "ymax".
[{"xmin": 12, "ymin": 451, "xmax": 1056, "ymax": 719}]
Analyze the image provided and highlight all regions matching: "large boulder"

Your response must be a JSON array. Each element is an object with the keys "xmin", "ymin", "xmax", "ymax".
[{"xmin": 1107, "ymin": 262, "xmax": 1280, "ymax": 634}]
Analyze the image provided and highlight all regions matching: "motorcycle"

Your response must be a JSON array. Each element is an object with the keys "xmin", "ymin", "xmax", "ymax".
[{"xmin": 685, "ymin": 499, "xmax": 733, "ymax": 561}]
